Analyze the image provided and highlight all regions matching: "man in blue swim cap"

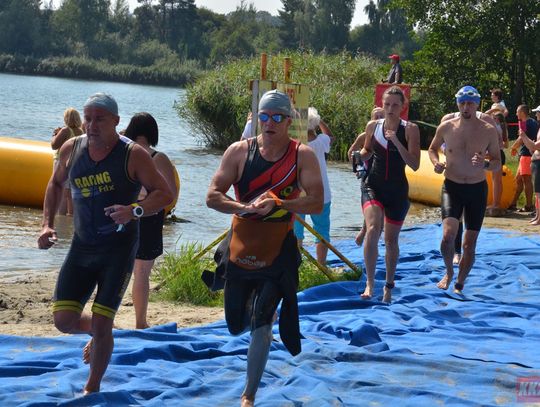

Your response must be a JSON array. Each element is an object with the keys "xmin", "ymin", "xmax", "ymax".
[
  {"xmin": 205, "ymin": 89, "xmax": 323, "ymax": 406},
  {"xmin": 428, "ymin": 85, "xmax": 501, "ymax": 295}
]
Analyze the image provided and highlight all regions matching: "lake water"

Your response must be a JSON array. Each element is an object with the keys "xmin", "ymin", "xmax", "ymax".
[{"xmin": 0, "ymin": 73, "xmax": 438, "ymax": 275}]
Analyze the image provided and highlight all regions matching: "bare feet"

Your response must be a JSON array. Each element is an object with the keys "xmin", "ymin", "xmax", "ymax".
[
  {"xmin": 355, "ymin": 228, "xmax": 366, "ymax": 246},
  {"xmin": 241, "ymin": 395, "xmax": 254, "ymax": 407},
  {"xmin": 82, "ymin": 338, "xmax": 93, "ymax": 365},
  {"xmin": 437, "ymin": 272, "xmax": 453, "ymax": 290},
  {"xmin": 83, "ymin": 387, "xmax": 99, "ymax": 395},
  {"xmin": 453, "ymin": 282, "xmax": 464, "ymax": 295},
  {"xmin": 382, "ymin": 282, "xmax": 394, "ymax": 303},
  {"xmin": 360, "ymin": 282, "xmax": 373, "ymax": 299},
  {"xmin": 453, "ymin": 253, "xmax": 461, "ymax": 265},
  {"xmin": 529, "ymin": 218, "xmax": 540, "ymax": 225}
]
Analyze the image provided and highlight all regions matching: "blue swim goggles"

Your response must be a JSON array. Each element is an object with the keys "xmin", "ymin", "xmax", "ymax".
[{"xmin": 258, "ymin": 113, "xmax": 289, "ymax": 123}]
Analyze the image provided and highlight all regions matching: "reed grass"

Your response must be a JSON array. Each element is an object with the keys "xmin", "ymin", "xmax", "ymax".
[{"xmin": 152, "ymin": 241, "xmax": 361, "ymax": 307}]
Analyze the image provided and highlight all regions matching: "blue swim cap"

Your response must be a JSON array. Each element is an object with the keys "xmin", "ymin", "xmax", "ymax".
[
  {"xmin": 84, "ymin": 92, "xmax": 118, "ymax": 116},
  {"xmin": 258, "ymin": 90, "xmax": 292, "ymax": 116},
  {"xmin": 455, "ymin": 86, "xmax": 481, "ymax": 104}
]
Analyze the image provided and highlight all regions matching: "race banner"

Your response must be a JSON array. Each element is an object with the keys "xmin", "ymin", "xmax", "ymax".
[{"xmin": 276, "ymin": 82, "xmax": 310, "ymax": 144}]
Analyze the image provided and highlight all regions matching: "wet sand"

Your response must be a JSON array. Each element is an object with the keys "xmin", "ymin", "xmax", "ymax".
[{"xmin": 0, "ymin": 211, "xmax": 537, "ymax": 337}]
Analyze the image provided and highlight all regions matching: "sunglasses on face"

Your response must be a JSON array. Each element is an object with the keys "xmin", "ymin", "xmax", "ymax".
[
  {"xmin": 455, "ymin": 90, "xmax": 481, "ymax": 98},
  {"xmin": 258, "ymin": 113, "xmax": 289, "ymax": 123}
]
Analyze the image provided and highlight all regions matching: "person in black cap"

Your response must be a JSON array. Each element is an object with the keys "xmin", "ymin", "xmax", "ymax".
[
  {"xmin": 38, "ymin": 92, "xmax": 173, "ymax": 394},
  {"xmin": 204, "ymin": 89, "xmax": 323, "ymax": 406},
  {"xmin": 384, "ymin": 54, "xmax": 403, "ymax": 84}
]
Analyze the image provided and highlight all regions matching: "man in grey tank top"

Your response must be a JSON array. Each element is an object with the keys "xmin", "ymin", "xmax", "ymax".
[{"xmin": 38, "ymin": 93, "xmax": 173, "ymax": 394}]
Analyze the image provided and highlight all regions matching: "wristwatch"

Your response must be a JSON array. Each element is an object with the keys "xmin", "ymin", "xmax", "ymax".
[{"xmin": 131, "ymin": 203, "xmax": 144, "ymax": 219}]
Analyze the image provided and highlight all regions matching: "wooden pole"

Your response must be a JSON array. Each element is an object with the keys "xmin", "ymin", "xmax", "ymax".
[
  {"xmin": 260, "ymin": 53, "xmax": 267, "ymax": 80},
  {"xmin": 284, "ymin": 57, "xmax": 291, "ymax": 83},
  {"xmin": 192, "ymin": 229, "xmax": 228, "ymax": 261},
  {"xmin": 299, "ymin": 246, "xmax": 336, "ymax": 282},
  {"xmin": 294, "ymin": 214, "xmax": 362, "ymax": 277}
]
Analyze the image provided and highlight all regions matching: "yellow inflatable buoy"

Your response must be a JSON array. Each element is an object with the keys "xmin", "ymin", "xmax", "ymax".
[
  {"xmin": 0, "ymin": 137, "xmax": 53, "ymax": 208},
  {"xmin": 0, "ymin": 136, "xmax": 181, "ymax": 212},
  {"xmin": 165, "ymin": 168, "xmax": 180, "ymax": 216},
  {"xmin": 406, "ymin": 150, "xmax": 516, "ymax": 209}
]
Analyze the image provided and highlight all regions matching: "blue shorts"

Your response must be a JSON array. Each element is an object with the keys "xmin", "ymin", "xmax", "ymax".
[{"xmin": 294, "ymin": 202, "xmax": 331, "ymax": 242}]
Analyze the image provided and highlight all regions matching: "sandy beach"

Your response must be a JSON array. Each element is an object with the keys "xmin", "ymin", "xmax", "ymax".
[
  {"xmin": 0, "ymin": 272, "xmax": 224, "ymax": 337},
  {"xmin": 0, "ymin": 211, "xmax": 536, "ymax": 337}
]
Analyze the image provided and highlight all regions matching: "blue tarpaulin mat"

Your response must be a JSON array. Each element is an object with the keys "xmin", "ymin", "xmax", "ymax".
[{"xmin": 1, "ymin": 224, "xmax": 539, "ymax": 406}]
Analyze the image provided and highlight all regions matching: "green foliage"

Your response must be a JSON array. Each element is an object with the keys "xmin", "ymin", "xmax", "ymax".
[
  {"xmin": 177, "ymin": 51, "xmax": 382, "ymax": 158},
  {"xmin": 392, "ymin": 0, "xmax": 540, "ymax": 109},
  {"xmin": 0, "ymin": 54, "xmax": 201, "ymax": 86},
  {"xmin": 153, "ymin": 242, "xmax": 223, "ymax": 306},
  {"xmin": 298, "ymin": 258, "xmax": 361, "ymax": 292},
  {"xmin": 348, "ymin": 0, "xmax": 419, "ymax": 60},
  {"xmin": 153, "ymin": 241, "xmax": 360, "ymax": 307}
]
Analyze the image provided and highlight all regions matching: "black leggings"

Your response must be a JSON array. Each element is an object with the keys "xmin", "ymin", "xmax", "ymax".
[{"xmin": 224, "ymin": 278, "xmax": 281, "ymax": 335}]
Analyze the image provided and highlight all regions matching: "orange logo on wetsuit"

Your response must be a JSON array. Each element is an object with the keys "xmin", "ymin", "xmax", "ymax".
[{"xmin": 73, "ymin": 171, "xmax": 115, "ymax": 197}]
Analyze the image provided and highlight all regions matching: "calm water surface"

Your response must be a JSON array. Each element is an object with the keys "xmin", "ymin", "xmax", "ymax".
[{"xmin": 0, "ymin": 73, "xmax": 438, "ymax": 274}]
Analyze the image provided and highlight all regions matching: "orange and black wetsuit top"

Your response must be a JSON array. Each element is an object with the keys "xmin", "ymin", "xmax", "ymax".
[{"xmin": 234, "ymin": 137, "xmax": 301, "ymax": 222}]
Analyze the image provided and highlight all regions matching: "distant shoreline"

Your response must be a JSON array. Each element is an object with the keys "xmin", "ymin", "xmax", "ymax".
[{"xmin": 0, "ymin": 54, "xmax": 200, "ymax": 88}]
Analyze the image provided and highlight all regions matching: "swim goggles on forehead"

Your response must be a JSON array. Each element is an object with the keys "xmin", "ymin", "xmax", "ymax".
[
  {"xmin": 455, "ymin": 89, "xmax": 481, "ymax": 98},
  {"xmin": 258, "ymin": 112, "xmax": 289, "ymax": 123}
]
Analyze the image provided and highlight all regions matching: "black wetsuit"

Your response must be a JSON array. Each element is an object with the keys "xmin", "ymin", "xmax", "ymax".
[
  {"xmin": 53, "ymin": 135, "xmax": 141, "ymax": 319},
  {"xmin": 203, "ymin": 138, "xmax": 302, "ymax": 355},
  {"xmin": 361, "ymin": 119, "xmax": 410, "ymax": 224}
]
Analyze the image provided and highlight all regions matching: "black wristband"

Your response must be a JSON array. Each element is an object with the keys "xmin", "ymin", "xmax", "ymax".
[{"xmin": 483, "ymin": 160, "xmax": 490, "ymax": 169}]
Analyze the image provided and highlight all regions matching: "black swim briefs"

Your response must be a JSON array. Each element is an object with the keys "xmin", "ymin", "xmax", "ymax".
[{"xmin": 441, "ymin": 179, "xmax": 488, "ymax": 231}]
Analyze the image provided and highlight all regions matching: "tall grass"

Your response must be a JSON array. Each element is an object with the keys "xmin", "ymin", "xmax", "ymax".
[
  {"xmin": 153, "ymin": 241, "xmax": 361, "ymax": 307},
  {"xmin": 177, "ymin": 51, "xmax": 384, "ymax": 158}
]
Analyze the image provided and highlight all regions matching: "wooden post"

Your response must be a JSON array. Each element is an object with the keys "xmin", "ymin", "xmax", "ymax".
[
  {"xmin": 284, "ymin": 57, "xmax": 291, "ymax": 83},
  {"xmin": 260, "ymin": 53, "xmax": 267, "ymax": 80}
]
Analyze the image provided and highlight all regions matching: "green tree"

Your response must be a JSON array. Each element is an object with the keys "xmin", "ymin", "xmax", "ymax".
[
  {"xmin": 311, "ymin": 0, "xmax": 355, "ymax": 52},
  {"xmin": 0, "ymin": 0, "xmax": 42, "ymax": 55},
  {"xmin": 393, "ymin": 0, "xmax": 540, "ymax": 108},
  {"xmin": 278, "ymin": 0, "xmax": 304, "ymax": 49},
  {"xmin": 349, "ymin": 0, "xmax": 417, "ymax": 59}
]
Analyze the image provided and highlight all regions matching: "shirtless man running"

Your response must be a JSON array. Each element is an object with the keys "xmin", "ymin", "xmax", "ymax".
[{"xmin": 428, "ymin": 86, "xmax": 500, "ymax": 294}]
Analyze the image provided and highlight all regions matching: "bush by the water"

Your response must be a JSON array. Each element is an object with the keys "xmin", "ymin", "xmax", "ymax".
[
  {"xmin": 0, "ymin": 54, "xmax": 201, "ymax": 87},
  {"xmin": 153, "ymin": 241, "xmax": 361, "ymax": 307},
  {"xmin": 177, "ymin": 51, "xmax": 385, "ymax": 159}
]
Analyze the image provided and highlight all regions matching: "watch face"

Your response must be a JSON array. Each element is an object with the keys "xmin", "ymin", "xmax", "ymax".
[{"xmin": 133, "ymin": 205, "xmax": 144, "ymax": 217}]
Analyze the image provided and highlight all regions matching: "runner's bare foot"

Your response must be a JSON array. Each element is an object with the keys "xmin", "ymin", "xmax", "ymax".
[
  {"xmin": 83, "ymin": 386, "xmax": 99, "ymax": 395},
  {"xmin": 360, "ymin": 283, "xmax": 373, "ymax": 299},
  {"xmin": 83, "ymin": 338, "xmax": 93, "ymax": 364},
  {"xmin": 453, "ymin": 253, "xmax": 461, "ymax": 265},
  {"xmin": 241, "ymin": 395, "xmax": 254, "ymax": 407},
  {"xmin": 453, "ymin": 282, "xmax": 464, "ymax": 295},
  {"xmin": 437, "ymin": 273, "xmax": 453, "ymax": 290},
  {"xmin": 382, "ymin": 282, "xmax": 394, "ymax": 303}
]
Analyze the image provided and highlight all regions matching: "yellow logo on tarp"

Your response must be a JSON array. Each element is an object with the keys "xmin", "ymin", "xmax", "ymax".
[{"xmin": 74, "ymin": 171, "xmax": 115, "ymax": 197}]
